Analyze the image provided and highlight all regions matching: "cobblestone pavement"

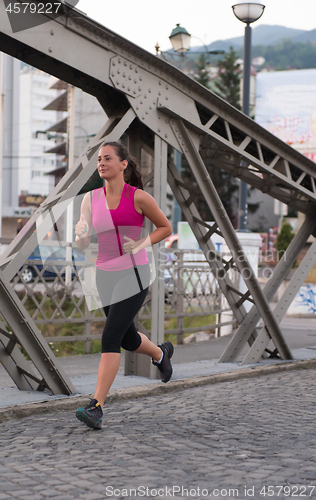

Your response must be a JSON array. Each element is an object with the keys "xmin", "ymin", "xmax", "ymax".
[{"xmin": 1, "ymin": 369, "xmax": 316, "ymax": 500}]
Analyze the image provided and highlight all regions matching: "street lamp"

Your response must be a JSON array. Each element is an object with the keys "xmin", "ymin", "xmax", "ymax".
[
  {"xmin": 169, "ymin": 24, "xmax": 191, "ymax": 53},
  {"xmin": 232, "ymin": 2, "xmax": 265, "ymax": 25},
  {"xmin": 168, "ymin": 24, "xmax": 225, "ymax": 59},
  {"xmin": 232, "ymin": 2, "xmax": 265, "ymax": 231},
  {"xmin": 161, "ymin": 25, "xmax": 225, "ymax": 233}
]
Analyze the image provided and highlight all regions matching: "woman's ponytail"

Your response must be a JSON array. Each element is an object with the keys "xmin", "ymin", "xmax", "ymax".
[
  {"xmin": 101, "ymin": 141, "xmax": 143, "ymax": 189},
  {"xmin": 124, "ymin": 157, "xmax": 143, "ymax": 190}
]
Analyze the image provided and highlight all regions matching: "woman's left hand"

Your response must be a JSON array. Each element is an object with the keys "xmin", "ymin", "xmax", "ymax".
[{"xmin": 123, "ymin": 236, "xmax": 139, "ymax": 254}]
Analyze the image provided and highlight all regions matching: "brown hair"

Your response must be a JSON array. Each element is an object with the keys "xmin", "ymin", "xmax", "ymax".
[{"xmin": 101, "ymin": 141, "xmax": 143, "ymax": 189}]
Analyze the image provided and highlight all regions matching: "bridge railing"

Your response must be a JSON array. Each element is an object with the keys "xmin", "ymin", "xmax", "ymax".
[{"xmin": 7, "ymin": 243, "xmax": 236, "ymax": 354}]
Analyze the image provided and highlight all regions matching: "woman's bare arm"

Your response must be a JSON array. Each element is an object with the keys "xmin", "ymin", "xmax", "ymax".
[{"xmin": 123, "ymin": 189, "xmax": 172, "ymax": 254}]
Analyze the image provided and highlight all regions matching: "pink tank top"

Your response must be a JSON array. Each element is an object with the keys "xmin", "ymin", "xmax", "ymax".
[{"xmin": 91, "ymin": 183, "xmax": 149, "ymax": 271}]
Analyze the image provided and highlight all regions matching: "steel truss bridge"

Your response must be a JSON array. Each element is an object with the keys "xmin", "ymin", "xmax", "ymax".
[{"xmin": 0, "ymin": 1, "xmax": 316, "ymax": 395}]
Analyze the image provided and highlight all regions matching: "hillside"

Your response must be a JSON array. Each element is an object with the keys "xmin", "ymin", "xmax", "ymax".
[
  {"xmin": 204, "ymin": 24, "xmax": 316, "ymax": 51},
  {"xmin": 182, "ymin": 25, "xmax": 316, "ymax": 71}
]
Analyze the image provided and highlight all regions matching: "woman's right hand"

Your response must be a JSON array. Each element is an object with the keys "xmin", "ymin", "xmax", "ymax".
[{"xmin": 75, "ymin": 213, "xmax": 89, "ymax": 239}]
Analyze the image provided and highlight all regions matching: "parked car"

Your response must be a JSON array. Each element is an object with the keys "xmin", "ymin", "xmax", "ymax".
[{"xmin": 20, "ymin": 245, "xmax": 85, "ymax": 283}]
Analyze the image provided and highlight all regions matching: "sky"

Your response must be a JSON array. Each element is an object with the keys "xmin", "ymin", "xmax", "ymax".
[{"xmin": 77, "ymin": 0, "xmax": 316, "ymax": 54}]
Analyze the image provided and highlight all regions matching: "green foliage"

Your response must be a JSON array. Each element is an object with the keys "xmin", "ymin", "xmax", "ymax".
[
  {"xmin": 181, "ymin": 38, "xmax": 316, "ymax": 76},
  {"xmin": 250, "ymin": 39, "xmax": 316, "ymax": 70},
  {"xmin": 210, "ymin": 46, "xmax": 260, "ymax": 221},
  {"xmin": 190, "ymin": 49, "xmax": 241, "ymax": 226},
  {"xmin": 195, "ymin": 53, "xmax": 210, "ymax": 88},
  {"xmin": 17, "ymin": 293, "xmax": 217, "ymax": 356},
  {"xmin": 276, "ymin": 221, "xmax": 295, "ymax": 260},
  {"xmin": 16, "ymin": 291, "xmax": 104, "ymax": 357},
  {"xmin": 141, "ymin": 309, "xmax": 216, "ymax": 346},
  {"xmin": 180, "ymin": 151, "xmax": 240, "ymax": 225},
  {"xmin": 213, "ymin": 46, "xmax": 241, "ymax": 110},
  {"xmin": 48, "ymin": 339, "xmax": 102, "ymax": 357}
]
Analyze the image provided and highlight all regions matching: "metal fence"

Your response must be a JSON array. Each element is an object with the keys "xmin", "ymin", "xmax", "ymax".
[
  {"xmin": 9, "ymin": 243, "xmax": 236, "ymax": 353},
  {"xmin": 140, "ymin": 250, "xmax": 235, "ymax": 344}
]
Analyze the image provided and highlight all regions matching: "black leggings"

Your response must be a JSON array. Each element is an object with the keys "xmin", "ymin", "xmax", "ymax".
[{"xmin": 96, "ymin": 264, "xmax": 150, "ymax": 353}]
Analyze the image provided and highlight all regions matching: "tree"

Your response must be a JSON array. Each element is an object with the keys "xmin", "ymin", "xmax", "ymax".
[
  {"xmin": 188, "ymin": 47, "xmax": 240, "ymax": 226},
  {"xmin": 180, "ymin": 46, "xmax": 258, "ymax": 227},
  {"xmin": 250, "ymin": 39, "xmax": 316, "ymax": 71},
  {"xmin": 212, "ymin": 46, "xmax": 260, "ymax": 222},
  {"xmin": 276, "ymin": 221, "xmax": 295, "ymax": 261},
  {"xmin": 213, "ymin": 46, "xmax": 241, "ymax": 110},
  {"xmin": 180, "ymin": 140, "xmax": 239, "ymax": 227},
  {"xmin": 194, "ymin": 53, "xmax": 210, "ymax": 88}
]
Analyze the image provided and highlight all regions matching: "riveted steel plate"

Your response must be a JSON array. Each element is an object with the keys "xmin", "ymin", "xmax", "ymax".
[{"xmin": 109, "ymin": 56, "xmax": 143, "ymax": 98}]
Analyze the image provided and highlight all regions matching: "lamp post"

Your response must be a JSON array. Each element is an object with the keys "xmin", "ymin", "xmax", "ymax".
[
  {"xmin": 232, "ymin": 3, "xmax": 265, "ymax": 231},
  {"xmin": 158, "ymin": 25, "xmax": 225, "ymax": 234},
  {"xmin": 168, "ymin": 24, "xmax": 224, "ymax": 61},
  {"xmin": 169, "ymin": 24, "xmax": 191, "ymax": 53}
]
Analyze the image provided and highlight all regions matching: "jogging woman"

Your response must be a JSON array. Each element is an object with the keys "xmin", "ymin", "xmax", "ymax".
[{"xmin": 75, "ymin": 142, "xmax": 173, "ymax": 429}]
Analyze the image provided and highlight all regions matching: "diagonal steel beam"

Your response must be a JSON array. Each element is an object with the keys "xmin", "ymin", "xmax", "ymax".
[
  {"xmin": 0, "ymin": 109, "xmax": 136, "ymax": 282},
  {"xmin": 0, "ymin": 108, "xmax": 136, "ymax": 393},
  {"xmin": 170, "ymin": 118, "xmax": 293, "ymax": 361},
  {"xmin": 0, "ymin": 329, "xmax": 39, "ymax": 391},
  {"xmin": 0, "ymin": 0, "xmax": 316, "ymax": 211},
  {"xmin": 159, "ymin": 104, "xmax": 316, "ymax": 214},
  {"xmin": 242, "ymin": 232, "xmax": 316, "ymax": 364},
  {"xmin": 167, "ymin": 158, "xmax": 248, "ymax": 326},
  {"xmin": 206, "ymin": 154, "xmax": 309, "ymax": 215},
  {"xmin": 219, "ymin": 213, "xmax": 316, "ymax": 362},
  {"xmin": 0, "ymin": 268, "xmax": 75, "ymax": 394}
]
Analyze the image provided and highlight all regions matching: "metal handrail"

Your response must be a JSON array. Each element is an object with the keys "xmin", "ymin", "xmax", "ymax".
[{"xmin": 10, "ymin": 248, "xmax": 236, "ymax": 351}]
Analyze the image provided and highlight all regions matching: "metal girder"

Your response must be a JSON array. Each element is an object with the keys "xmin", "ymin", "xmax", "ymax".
[
  {"xmin": 126, "ymin": 135, "xmax": 168, "ymax": 380},
  {"xmin": 169, "ymin": 119, "xmax": 293, "ymax": 362},
  {"xmin": 220, "ymin": 213, "xmax": 316, "ymax": 363},
  {"xmin": 0, "ymin": 2, "xmax": 316, "ymax": 383},
  {"xmin": 0, "ymin": 268, "xmax": 74, "ymax": 394},
  {"xmin": 1, "ymin": 109, "xmax": 137, "ymax": 281},
  {"xmin": 151, "ymin": 135, "xmax": 168, "ymax": 352},
  {"xmin": 1, "ymin": 2, "xmax": 316, "ymax": 212},
  {"xmin": 167, "ymin": 155, "xmax": 262, "ymax": 350},
  {"xmin": 0, "ymin": 109, "xmax": 137, "ymax": 393},
  {"xmin": 124, "ymin": 134, "xmax": 167, "ymax": 379},
  {"xmin": 167, "ymin": 156, "xmax": 248, "ymax": 326},
  {"xmin": 0, "ymin": 326, "xmax": 39, "ymax": 391},
  {"xmin": 160, "ymin": 105, "xmax": 316, "ymax": 215},
  {"xmin": 203, "ymin": 151, "xmax": 310, "ymax": 216},
  {"xmin": 242, "ymin": 233, "xmax": 316, "ymax": 365}
]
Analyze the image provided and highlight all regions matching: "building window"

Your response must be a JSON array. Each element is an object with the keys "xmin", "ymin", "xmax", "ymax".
[{"xmin": 31, "ymin": 171, "xmax": 42, "ymax": 178}]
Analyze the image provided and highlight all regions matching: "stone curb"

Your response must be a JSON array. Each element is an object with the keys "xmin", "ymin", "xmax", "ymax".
[{"xmin": 1, "ymin": 357, "xmax": 316, "ymax": 422}]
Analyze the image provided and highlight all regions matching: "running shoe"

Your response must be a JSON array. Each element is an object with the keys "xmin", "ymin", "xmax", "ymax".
[
  {"xmin": 152, "ymin": 341, "xmax": 174, "ymax": 383},
  {"xmin": 76, "ymin": 399, "xmax": 103, "ymax": 429}
]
